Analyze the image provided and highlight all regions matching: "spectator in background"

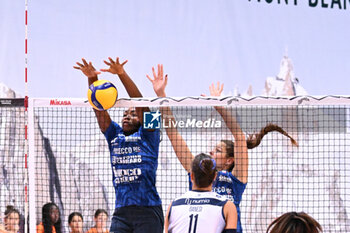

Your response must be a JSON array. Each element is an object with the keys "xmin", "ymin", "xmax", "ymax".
[
  {"xmin": 266, "ymin": 212, "xmax": 322, "ymax": 233},
  {"xmin": 86, "ymin": 209, "xmax": 109, "ymax": 233},
  {"xmin": 0, "ymin": 206, "xmax": 20, "ymax": 233},
  {"xmin": 68, "ymin": 212, "xmax": 83, "ymax": 233},
  {"xmin": 36, "ymin": 203, "xmax": 61, "ymax": 233}
]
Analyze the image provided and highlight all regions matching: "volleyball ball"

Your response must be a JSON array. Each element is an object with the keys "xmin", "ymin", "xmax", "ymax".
[{"xmin": 87, "ymin": 80, "xmax": 118, "ymax": 111}]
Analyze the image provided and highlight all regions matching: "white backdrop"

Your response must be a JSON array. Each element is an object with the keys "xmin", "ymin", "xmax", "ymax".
[{"xmin": 0, "ymin": 0, "xmax": 349, "ymax": 99}]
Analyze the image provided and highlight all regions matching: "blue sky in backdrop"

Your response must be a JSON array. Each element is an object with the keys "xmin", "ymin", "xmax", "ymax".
[{"xmin": 1, "ymin": 0, "xmax": 349, "ymax": 98}]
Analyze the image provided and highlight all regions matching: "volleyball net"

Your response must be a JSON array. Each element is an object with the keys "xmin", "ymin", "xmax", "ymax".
[{"xmin": 1, "ymin": 96, "xmax": 350, "ymax": 233}]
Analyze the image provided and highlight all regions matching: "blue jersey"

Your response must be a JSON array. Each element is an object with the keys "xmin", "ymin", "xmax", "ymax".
[
  {"xmin": 189, "ymin": 170, "xmax": 246, "ymax": 233},
  {"xmin": 104, "ymin": 121, "xmax": 161, "ymax": 208}
]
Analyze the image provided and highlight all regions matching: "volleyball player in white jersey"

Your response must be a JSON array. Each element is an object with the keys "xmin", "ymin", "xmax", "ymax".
[{"xmin": 165, "ymin": 153, "xmax": 237, "ymax": 233}]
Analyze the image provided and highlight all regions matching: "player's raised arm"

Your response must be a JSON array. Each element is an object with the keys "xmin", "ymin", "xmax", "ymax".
[
  {"xmin": 74, "ymin": 58, "xmax": 111, "ymax": 133},
  {"xmin": 101, "ymin": 57, "xmax": 149, "ymax": 123},
  {"xmin": 206, "ymin": 82, "xmax": 249, "ymax": 183},
  {"xmin": 147, "ymin": 66, "xmax": 194, "ymax": 172}
]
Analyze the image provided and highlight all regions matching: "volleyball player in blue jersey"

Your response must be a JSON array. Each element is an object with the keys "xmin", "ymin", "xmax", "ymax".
[
  {"xmin": 74, "ymin": 58, "xmax": 163, "ymax": 233},
  {"xmin": 147, "ymin": 71, "xmax": 298, "ymax": 233}
]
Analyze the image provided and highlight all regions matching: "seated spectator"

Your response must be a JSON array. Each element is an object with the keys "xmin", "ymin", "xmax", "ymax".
[
  {"xmin": 36, "ymin": 203, "xmax": 61, "ymax": 233},
  {"xmin": 68, "ymin": 212, "xmax": 83, "ymax": 233},
  {"xmin": 266, "ymin": 212, "xmax": 322, "ymax": 233},
  {"xmin": 0, "ymin": 225, "xmax": 5, "ymax": 233},
  {"xmin": 86, "ymin": 209, "xmax": 108, "ymax": 233},
  {"xmin": 0, "ymin": 206, "xmax": 20, "ymax": 233}
]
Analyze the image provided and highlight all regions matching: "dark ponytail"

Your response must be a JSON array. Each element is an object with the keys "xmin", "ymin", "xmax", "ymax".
[
  {"xmin": 191, "ymin": 153, "xmax": 217, "ymax": 188},
  {"xmin": 222, "ymin": 124, "xmax": 298, "ymax": 171},
  {"xmin": 246, "ymin": 123, "xmax": 298, "ymax": 149}
]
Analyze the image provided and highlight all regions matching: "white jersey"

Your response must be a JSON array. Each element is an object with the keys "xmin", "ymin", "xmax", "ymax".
[{"xmin": 168, "ymin": 190, "xmax": 228, "ymax": 233}]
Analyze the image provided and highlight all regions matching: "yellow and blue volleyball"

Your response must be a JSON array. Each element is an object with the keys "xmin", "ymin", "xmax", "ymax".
[{"xmin": 87, "ymin": 80, "xmax": 118, "ymax": 111}]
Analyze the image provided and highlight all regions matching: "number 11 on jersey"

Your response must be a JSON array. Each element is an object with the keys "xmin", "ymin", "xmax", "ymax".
[{"xmin": 188, "ymin": 214, "xmax": 199, "ymax": 233}]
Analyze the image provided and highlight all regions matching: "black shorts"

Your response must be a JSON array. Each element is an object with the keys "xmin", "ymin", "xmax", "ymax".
[{"xmin": 110, "ymin": 205, "xmax": 164, "ymax": 233}]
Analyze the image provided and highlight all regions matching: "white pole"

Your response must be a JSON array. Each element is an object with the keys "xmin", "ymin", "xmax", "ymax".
[{"xmin": 28, "ymin": 98, "xmax": 37, "ymax": 233}]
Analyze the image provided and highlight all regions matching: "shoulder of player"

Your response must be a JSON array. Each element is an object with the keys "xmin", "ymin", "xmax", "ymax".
[
  {"xmin": 140, "ymin": 126, "xmax": 159, "ymax": 133},
  {"xmin": 106, "ymin": 120, "xmax": 122, "ymax": 134},
  {"xmin": 223, "ymin": 200, "xmax": 236, "ymax": 212},
  {"xmin": 139, "ymin": 127, "xmax": 160, "ymax": 141},
  {"xmin": 224, "ymin": 199, "xmax": 235, "ymax": 206},
  {"xmin": 212, "ymin": 192, "xmax": 230, "ymax": 202}
]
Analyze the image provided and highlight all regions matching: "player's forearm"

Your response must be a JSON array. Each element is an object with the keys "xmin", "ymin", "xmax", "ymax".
[
  {"xmin": 88, "ymin": 76, "xmax": 98, "ymax": 86},
  {"xmin": 215, "ymin": 106, "xmax": 244, "ymax": 139},
  {"xmin": 118, "ymin": 72, "xmax": 150, "ymax": 119},
  {"xmin": 87, "ymin": 76, "xmax": 111, "ymax": 132},
  {"xmin": 117, "ymin": 71, "xmax": 143, "ymax": 98},
  {"xmin": 161, "ymin": 106, "xmax": 193, "ymax": 172}
]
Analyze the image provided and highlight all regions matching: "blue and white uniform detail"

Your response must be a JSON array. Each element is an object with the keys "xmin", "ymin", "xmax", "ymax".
[
  {"xmin": 168, "ymin": 191, "xmax": 228, "ymax": 233},
  {"xmin": 189, "ymin": 171, "xmax": 246, "ymax": 233},
  {"xmin": 104, "ymin": 121, "xmax": 161, "ymax": 208}
]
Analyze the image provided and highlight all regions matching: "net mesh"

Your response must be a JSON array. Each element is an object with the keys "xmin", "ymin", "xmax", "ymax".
[
  {"xmin": 1, "ymin": 97, "xmax": 350, "ymax": 232},
  {"xmin": 0, "ymin": 101, "xmax": 26, "ymax": 233}
]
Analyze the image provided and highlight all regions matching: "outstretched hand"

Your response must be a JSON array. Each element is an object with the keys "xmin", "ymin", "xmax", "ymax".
[
  {"xmin": 100, "ymin": 57, "xmax": 128, "ymax": 75},
  {"xmin": 146, "ymin": 64, "xmax": 168, "ymax": 97},
  {"xmin": 209, "ymin": 82, "xmax": 224, "ymax": 96},
  {"xmin": 73, "ymin": 58, "xmax": 101, "ymax": 78},
  {"xmin": 201, "ymin": 82, "xmax": 224, "ymax": 97}
]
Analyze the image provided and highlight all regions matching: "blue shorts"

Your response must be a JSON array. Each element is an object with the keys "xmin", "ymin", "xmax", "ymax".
[{"xmin": 110, "ymin": 205, "xmax": 164, "ymax": 233}]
